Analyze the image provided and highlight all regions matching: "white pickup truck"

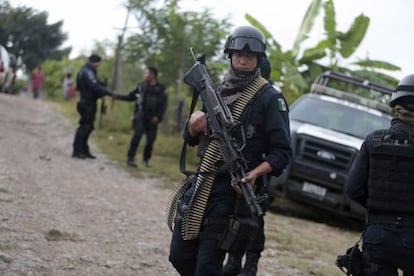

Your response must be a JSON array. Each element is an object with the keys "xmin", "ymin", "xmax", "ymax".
[
  {"xmin": 0, "ymin": 45, "xmax": 16, "ymax": 93},
  {"xmin": 270, "ymin": 71, "xmax": 394, "ymax": 219}
]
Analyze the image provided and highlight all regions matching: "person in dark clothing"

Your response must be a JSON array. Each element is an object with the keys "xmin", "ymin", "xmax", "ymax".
[
  {"xmin": 168, "ymin": 26, "xmax": 292, "ymax": 276},
  {"xmin": 116, "ymin": 66, "xmax": 168, "ymax": 168},
  {"xmin": 345, "ymin": 74, "xmax": 414, "ymax": 275},
  {"xmin": 222, "ymin": 55, "xmax": 274, "ymax": 276},
  {"xmin": 72, "ymin": 54, "xmax": 116, "ymax": 159}
]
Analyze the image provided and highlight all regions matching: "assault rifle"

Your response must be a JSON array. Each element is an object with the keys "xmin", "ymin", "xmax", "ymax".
[
  {"xmin": 183, "ymin": 48, "xmax": 263, "ymax": 216},
  {"xmin": 99, "ymin": 77, "xmax": 108, "ymax": 128}
]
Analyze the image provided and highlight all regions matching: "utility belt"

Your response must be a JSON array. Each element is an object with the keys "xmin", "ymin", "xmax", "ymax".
[{"xmin": 367, "ymin": 213, "xmax": 414, "ymax": 227}]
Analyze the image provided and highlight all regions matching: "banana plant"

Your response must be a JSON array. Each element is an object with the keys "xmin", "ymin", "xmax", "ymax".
[
  {"xmin": 246, "ymin": 0, "xmax": 401, "ymax": 101},
  {"xmin": 246, "ymin": 0, "xmax": 325, "ymax": 102},
  {"xmin": 307, "ymin": 0, "xmax": 400, "ymax": 86}
]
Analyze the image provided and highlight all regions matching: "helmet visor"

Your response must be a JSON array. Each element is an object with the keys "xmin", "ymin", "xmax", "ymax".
[{"xmin": 227, "ymin": 37, "xmax": 266, "ymax": 53}]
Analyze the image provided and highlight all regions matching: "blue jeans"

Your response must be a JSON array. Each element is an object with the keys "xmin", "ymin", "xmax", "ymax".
[{"xmin": 363, "ymin": 224, "xmax": 414, "ymax": 275}]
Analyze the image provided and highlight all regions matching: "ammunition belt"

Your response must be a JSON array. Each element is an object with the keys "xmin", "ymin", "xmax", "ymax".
[
  {"xmin": 166, "ymin": 174, "xmax": 195, "ymax": 231},
  {"xmin": 167, "ymin": 76, "xmax": 269, "ymax": 240}
]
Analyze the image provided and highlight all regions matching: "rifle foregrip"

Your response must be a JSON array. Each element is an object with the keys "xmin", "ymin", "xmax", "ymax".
[{"xmin": 240, "ymin": 182, "xmax": 264, "ymax": 216}]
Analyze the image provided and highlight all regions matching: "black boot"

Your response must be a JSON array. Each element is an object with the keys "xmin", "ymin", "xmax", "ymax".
[
  {"xmin": 127, "ymin": 158, "xmax": 137, "ymax": 168},
  {"xmin": 238, "ymin": 252, "xmax": 260, "ymax": 276},
  {"xmin": 222, "ymin": 254, "xmax": 242, "ymax": 275},
  {"xmin": 84, "ymin": 152, "xmax": 96, "ymax": 159}
]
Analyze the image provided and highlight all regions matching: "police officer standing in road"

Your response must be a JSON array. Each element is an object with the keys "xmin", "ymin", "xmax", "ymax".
[
  {"xmin": 116, "ymin": 66, "xmax": 168, "ymax": 168},
  {"xmin": 168, "ymin": 26, "xmax": 292, "ymax": 276},
  {"xmin": 72, "ymin": 54, "xmax": 117, "ymax": 159},
  {"xmin": 345, "ymin": 74, "xmax": 414, "ymax": 275},
  {"xmin": 222, "ymin": 55, "xmax": 274, "ymax": 276}
]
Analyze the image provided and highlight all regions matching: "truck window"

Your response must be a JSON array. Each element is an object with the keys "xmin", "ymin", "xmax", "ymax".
[{"xmin": 290, "ymin": 96, "xmax": 391, "ymax": 139}]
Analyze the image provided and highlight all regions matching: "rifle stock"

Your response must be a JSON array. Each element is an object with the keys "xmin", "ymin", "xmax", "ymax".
[{"xmin": 184, "ymin": 49, "xmax": 263, "ymax": 216}]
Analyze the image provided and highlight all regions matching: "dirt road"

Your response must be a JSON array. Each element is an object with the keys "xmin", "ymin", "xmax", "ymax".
[
  {"xmin": 0, "ymin": 93, "xmax": 354, "ymax": 275},
  {"xmin": 0, "ymin": 93, "xmax": 179, "ymax": 275}
]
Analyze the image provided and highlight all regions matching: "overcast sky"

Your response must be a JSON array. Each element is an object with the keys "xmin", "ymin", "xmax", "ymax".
[{"xmin": 8, "ymin": 0, "xmax": 414, "ymax": 79}]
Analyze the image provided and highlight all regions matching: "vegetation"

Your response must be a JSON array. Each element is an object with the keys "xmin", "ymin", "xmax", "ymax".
[
  {"xmin": 1, "ymin": 0, "xmax": 403, "ymax": 183},
  {"xmin": 55, "ymin": 97, "xmax": 199, "ymax": 185},
  {"xmin": 125, "ymin": 0, "xmax": 231, "ymax": 90},
  {"xmin": 2, "ymin": 0, "xmax": 403, "ymax": 179},
  {"xmin": 0, "ymin": 1, "xmax": 70, "ymax": 72},
  {"xmin": 265, "ymin": 210, "xmax": 360, "ymax": 275},
  {"xmin": 2, "ymin": 0, "xmax": 402, "ymax": 104},
  {"xmin": 246, "ymin": 0, "xmax": 400, "ymax": 103}
]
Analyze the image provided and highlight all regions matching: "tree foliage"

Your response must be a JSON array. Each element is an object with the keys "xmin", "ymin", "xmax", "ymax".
[
  {"xmin": 0, "ymin": 1, "xmax": 70, "ymax": 72},
  {"xmin": 113, "ymin": 0, "xmax": 231, "ymax": 133},
  {"xmin": 247, "ymin": 0, "xmax": 400, "ymax": 103},
  {"xmin": 124, "ymin": 0, "xmax": 231, "ymax": 90}
]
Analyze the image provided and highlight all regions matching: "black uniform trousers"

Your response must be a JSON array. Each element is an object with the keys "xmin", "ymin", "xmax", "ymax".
[
  {"xmin": 245, "ymin": 216, "xmax": 265, "ymax": 254},
  {"xmin": 246, "ymin": 179, "xmax": 269, "ymax": 255},
  {"xmin": 127, "ymin": 116, "xmax": 158, "ymax": 162},
  {"xmin": 73, "ymin": 101, "xmax": 97, "ymax": 155},
  {"xmin": 363, "ymin": 224, "xmax": 414, "ymax": 275},
  {"xmin": 169, "ymin": 176, "xmax": 236, "ymax": 276}
]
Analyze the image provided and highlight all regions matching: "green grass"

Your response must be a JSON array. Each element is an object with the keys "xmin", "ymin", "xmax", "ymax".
[
  {"xmin": 264, "ymin": 210, "xmax": 360, "ymax": 275},
  {"xmin": 0, "ymin": 241, "xmax": 16, "ymax": 252},
  {"xmin": 52, "ymin": 98, "xmax": 198, "ymax": 185}
]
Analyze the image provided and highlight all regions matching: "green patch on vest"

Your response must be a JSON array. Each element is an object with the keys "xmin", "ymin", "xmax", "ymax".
[{"xmin": 277, "ymin": 98, "xmax": 287, "ymax": 111}]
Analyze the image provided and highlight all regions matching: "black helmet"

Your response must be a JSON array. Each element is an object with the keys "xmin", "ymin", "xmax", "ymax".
[
  {"xmin": 390, "ymin": 74, "xmax": 414, "ymax": 107},
  {"xmin": 224, "ymin": 26, "xmax": 266, "ymax": 55}
]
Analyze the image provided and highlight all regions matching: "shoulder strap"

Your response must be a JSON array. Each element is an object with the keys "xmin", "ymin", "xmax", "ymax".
[
  {"xmin": 179, "ymin": 77, "xmax": 269, "ymax": 177},
  {"xmin": 238, "ymin": 82, "xmax": 271, "ymax": 126},
  {"xmin": 179, "ymin": 88, "xmax": 201, "ymax": 176},
  {"xmin": 179, "ymin": 77, "xmax": 269, "ymax": 240}
]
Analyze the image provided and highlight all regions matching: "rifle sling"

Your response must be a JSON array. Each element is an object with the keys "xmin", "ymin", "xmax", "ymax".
[
  {"xmin": 179, "ymin": 81, "xmax": 270, "ymax": 177},
  {"xmin": 181, "ymin": 76, "xmax": 269, "ymax": 240}
]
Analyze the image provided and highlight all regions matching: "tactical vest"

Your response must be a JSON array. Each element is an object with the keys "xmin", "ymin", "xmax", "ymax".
[
  {"xmin": 139, "ymin": 83, "xmax": 166, "ymax": 115},
  {"xmin": 366, "ymin": 129, "xmax": 414, "ymax": 215}
]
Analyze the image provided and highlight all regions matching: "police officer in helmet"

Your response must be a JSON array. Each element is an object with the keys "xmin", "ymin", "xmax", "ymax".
[
  {"xmin": 168, "ymin": 25, "xmax": 291, "ymax": 276},
  {"xmin": 345, "ymin": 74, "xmax": 414, "ymax": 275},
  {"xmin": 222, "ymin": 55, "xmax": 274, "ymax": 276}
]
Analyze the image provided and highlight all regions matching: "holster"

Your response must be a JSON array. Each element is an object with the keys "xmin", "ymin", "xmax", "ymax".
[
  {"xmin": 336, "ymin": 242, "xmax": 378, "ymax": 275},
  {"xmin": 132, "ymin": 112, "xmax": 143, "ymax": 130},
  {"xmin": 217, "ymin": 214, "xmax": 259, "ymax": 257},
  {"xmin": 217, "ymin": 195, "xmax": 259, "ymax": 256}
]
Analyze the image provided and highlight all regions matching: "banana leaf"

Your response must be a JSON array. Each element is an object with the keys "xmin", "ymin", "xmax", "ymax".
[
  {"xmin": 339, "ymin": 14, "xmax": 370, "ymax": 58},
  {"xmin": 352, "ymin": 59, "xmax": 400, "ymax": 71},
  {"xmin": 245, "ymin": 13, "xmax": 282, "ymax": 52},
  {"xmin": 323, "ymin": 0, "xmax": 336, "ymax": 56},
  {"xmin": 292, "ymin": 0, "xmax": 323, "ymax": 56}
]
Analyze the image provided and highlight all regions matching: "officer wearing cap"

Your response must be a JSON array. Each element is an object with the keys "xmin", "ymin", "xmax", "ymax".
[
  {"xmin": 72, "ymin": 54, "xmax": 117, "ymax": 159},
  {"xmin": 168, "ymin": 26, "xmax": 292, "ymax": 276},
  {"xmin": 345, "ymin": 74, "xmax": 414, "ymax": 274}
]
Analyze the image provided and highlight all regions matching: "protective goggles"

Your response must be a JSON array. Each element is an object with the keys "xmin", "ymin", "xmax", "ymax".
[{"xmin": 227, "ymin": 37, "xmax": 266, "ymax": 53}]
